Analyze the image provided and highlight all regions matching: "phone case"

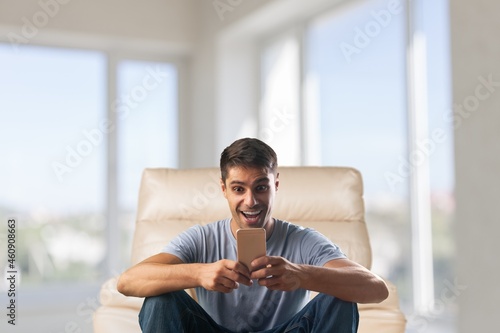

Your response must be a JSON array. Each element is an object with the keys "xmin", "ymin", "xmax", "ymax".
[{"xmin": 236, "ymin": 228, "xmax": 266, "ymax": 270}]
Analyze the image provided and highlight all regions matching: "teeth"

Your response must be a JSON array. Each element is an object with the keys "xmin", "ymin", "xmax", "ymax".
[{"xmin": 243, "ymin": 211, "xmax": 260, "ymax": 216}]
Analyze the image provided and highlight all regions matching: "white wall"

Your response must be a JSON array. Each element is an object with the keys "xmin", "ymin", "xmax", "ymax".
[
  {"xmin": 0, "ymin": 0, "xmax": 197, "ymax": 52},
  {"xmin": 191, "ymin": 0, "xmax": 347, "ymax": 166},
  {"xmin": 450, "ymin": 0, "xmax": 500, "ymax": 332},
  {"xmin": 186, "ymin": 0, "xmax": 273, "ymax": 167}
]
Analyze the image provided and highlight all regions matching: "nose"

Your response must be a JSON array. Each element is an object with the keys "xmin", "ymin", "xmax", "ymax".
[{"xmin": 244, "ymin": 190, "xmax": 258, "ymax": 207}]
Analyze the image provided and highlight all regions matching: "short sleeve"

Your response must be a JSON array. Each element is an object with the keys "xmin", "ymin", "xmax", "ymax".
[
  {"xmin": 300, "ymin": 229, "xmax": 346, "ymax": 266},
  {"xmin": 161, "ymin": 225, "xmax": 205, "ymax": 263}
]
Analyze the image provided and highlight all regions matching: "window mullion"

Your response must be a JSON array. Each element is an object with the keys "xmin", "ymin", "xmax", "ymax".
[
  {"xmin": 406, "ymin": 0, "xmax": 435, "ymax": 313},
  {"xmin": 298, "ymin": 24, "xmax": 307, "ymax": 166},
  {"xmin": 106, "ymin": 53, "xmax": 120, "ymax": 278}
]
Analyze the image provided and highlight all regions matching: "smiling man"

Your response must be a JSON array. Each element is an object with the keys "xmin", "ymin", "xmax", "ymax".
[{"xmin": 117, "ymin": 138, "xmax": 389, "ymax": 333}]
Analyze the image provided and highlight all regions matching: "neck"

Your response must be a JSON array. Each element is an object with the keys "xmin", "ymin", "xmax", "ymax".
[{"xmin": 229, "ymin": 218, "xmax": 275, "ymax": 240}]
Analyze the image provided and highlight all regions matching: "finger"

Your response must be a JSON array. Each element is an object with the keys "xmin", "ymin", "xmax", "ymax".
[
  {"xmin": 250, "ymin": 267, "xmax": 266, "ymax": 280},
  {"xmin": 233, "ymin": 262, "xmax": 251, "ymax": 279},
  {"xmin": 237, "ymin": 275, "xmax": 253, "ymax": 287},
  {"xmin": 223, "ymin": 259, "xmax": 251, "ymax": 279},
  {"xmin": 250, "ymin": 255, "xmax": 271, "ymax": 269},
  {"xmin": 223, "ymin": 267, "xmax": 253, "ymax": 287},
  {"xmin": 250, "ymin": 265, "xmax": 278, "ymax": 280},
  {"xmin": 251, "ymin": 256, "xmax": 284, "ymax": 271},
  {"xmin": 222, "ymin": 264, "xmax": 251, "ymax": 286},
  {"xmin": 215, "ymin": 284, "xmax": 235, "ymax": 293},
  {"xmin": 258, "ymin": 276, "xmax": 280, "ymax": 289},
  {"xmin": 217, "ymin": 276, "xmax": 238, "ymax": 290},
  {"xmin": 231, "ymin": 270, "xmax": 252, "ymax": 287}
]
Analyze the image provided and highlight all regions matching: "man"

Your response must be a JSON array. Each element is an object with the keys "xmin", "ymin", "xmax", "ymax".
[{"xmin": 117, "ymin": 138, "xmax": 389, "ymax": 332}]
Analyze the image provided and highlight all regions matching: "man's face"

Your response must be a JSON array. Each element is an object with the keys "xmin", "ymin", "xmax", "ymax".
[{"xmin": 221, "ymin": 166, "xmax": 279, "ymax": 236}]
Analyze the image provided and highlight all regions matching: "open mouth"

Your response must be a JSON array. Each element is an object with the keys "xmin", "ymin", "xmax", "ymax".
[{"xmin": 241, "ymin": 210, "xmax": 262, "ymax": 223}]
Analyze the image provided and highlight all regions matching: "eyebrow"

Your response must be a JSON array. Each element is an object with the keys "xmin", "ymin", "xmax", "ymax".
[{"xmin": 229, "ymin": 177, "xmax": 270, "ymax": 186}]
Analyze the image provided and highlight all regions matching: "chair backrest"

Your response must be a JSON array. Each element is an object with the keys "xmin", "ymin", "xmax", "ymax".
[{"xmin": 130, "ymin": 166, "xmax": 372, "ymax": 269}]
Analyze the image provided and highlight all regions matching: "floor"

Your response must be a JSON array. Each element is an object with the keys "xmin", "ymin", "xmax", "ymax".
[{"xmin": 405, "ymin": 310, "xmax": 456, "ymax": 333}]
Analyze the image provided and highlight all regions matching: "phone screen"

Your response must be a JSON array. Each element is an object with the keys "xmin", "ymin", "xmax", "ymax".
[{"xmin": 236, "ymin": 228, "xmax": 266, "ymax": 271}]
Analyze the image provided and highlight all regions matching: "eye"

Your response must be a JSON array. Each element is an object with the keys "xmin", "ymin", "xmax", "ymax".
[
  {"xmin": 256, "ymin": 185, "xmax": 269, "ymax": 192},
  {"xmin": 232, "ymin": 186, "xmax": 244, "ymax": 192}
]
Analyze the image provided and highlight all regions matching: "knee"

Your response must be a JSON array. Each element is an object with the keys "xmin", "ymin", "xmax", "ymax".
[
  {"xmin": 315, "ymin": 294, "xmax": 359, "ymax": 317},
  {"xmin": 315, "ymin": 295, "xmax": 359, "ymax": 331},
  {"xmin": 142, "ymin": 290, "xmax": 188, "ymax": 312},
  {"xmin": 139, "ymin": 292, "xmax": 187, "ymax": 332},
  {"xmin": 142, "ymin": 293, "xmax": 171, "ymax": 310}
]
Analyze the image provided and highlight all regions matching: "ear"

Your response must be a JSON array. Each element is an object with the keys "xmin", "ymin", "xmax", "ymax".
[
  {"xmin": 220, "ymin": 178, "xmax": 227, "ymax": 198},
  {"xmin": 275, "ymin": 172, "xmax": 280, "ymax": 191}
]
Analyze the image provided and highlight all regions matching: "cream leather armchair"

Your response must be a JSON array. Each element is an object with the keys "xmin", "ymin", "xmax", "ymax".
[{"xmin": 93, "ymin": 167, "xmax": 406, "ymax": 332}]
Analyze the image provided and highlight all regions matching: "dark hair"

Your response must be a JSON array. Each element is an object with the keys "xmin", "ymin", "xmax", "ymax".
[{"xmin": 220, "ymin": 138, "xmax": 278, "ymax": 182}]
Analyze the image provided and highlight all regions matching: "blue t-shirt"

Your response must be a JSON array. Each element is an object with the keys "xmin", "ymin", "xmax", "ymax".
[{"xmin": 162, "ymin": 218, "xmax": 346, "ymax": 332}]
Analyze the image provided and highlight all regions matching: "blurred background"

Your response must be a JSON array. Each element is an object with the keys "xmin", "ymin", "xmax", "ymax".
[{"xmin": 1, "ymin": 0, "xmax": 499, "ymax": 332}]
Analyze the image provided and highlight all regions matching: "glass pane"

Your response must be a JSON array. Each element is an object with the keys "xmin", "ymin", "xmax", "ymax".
[
  {"xmin": 306, "ymin": 0, "xmax": 411, "ymax": 307},
  {"xmin": 423, "ymin": 0, "xmax": 456, "ymax": 331},
  {"xmin": 117, "ymin": 60, "xmax": 178, "ymax": 269},
  {"xmin": 260, "ymin": 35, "xmax": 301, "ymax": 165},
  {"xmin": 0, "ymin": 44, "xmax": 107, "ymax": 285}
]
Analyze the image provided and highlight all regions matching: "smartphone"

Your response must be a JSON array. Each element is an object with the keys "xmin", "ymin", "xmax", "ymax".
[{"xmin": 236, "ymin": 228, "xmax": 266, "ymax": 271}]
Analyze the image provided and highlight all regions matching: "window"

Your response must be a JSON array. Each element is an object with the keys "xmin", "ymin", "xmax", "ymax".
[
  {"xmin": 418, "ymin": 0, "xmax": 455, "ymax": 328},
  {"xmin": 116, "ymin": 60, "xmax": 178, "ymax": 270},
  {"xmin": 304, "ymin": 0, "xmax": 411, "ymax": 305},
  {"xmin": 260, "ymin": 33, "xmax": 301, "ymax": 166},
  {"xmin": 0, "ymin": 44, "xmax": 107, "ymax": 284},
  {"xmin": 0, "ymin": 45, "xmax": 178, "ymax": 290},
  {"xmin": 259, "ymin": 0, "xmax": 454, "ymax": 331}
]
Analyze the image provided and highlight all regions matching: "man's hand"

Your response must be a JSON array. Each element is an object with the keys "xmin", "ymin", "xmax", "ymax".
[
  {"xmin": 249, "ymin": 256, "xmax": 304, "ymax": 291},
  {"xmin": 198, "ymin": 259, "xmax": 252, "ymax": 293},
  {"xmin": 250, "ymin": 257, "xmax": 389, "ymax": 303}
]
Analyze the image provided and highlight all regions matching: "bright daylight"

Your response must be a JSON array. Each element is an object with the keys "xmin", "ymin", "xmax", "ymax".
[{"xmin": 1, "ymin": 0, "xmax": 498, "ymax": 333}]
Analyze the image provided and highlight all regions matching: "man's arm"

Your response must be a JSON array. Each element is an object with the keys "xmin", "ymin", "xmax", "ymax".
[
  {"xmin": 250, "ymin": 256, "xmax": 389, "ymax": 304},
  {"xmin": 117, "ymin": 253, "xmax": 252, "ymax": 298}
]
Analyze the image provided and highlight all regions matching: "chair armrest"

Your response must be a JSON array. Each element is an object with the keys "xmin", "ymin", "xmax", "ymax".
[
  {"xmin": 358, "ymin": 279, "xmax": 406, "ymax": 333},
  {"xmin": 93, "ymin": 276, "xmax": 143, "ymax": 333},
  {"xmin": 98, "ymin": 276, "xmax": 144, "ymax": 310}
]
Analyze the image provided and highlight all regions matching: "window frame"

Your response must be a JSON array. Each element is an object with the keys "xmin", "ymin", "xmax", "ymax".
[
  {"xmin": 0, "ymin": 40, "xmax": 185, "ymax": 310},
  {"xmin": 255, "ymin": 0, "xmax": 445, "ymax": 314}
]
